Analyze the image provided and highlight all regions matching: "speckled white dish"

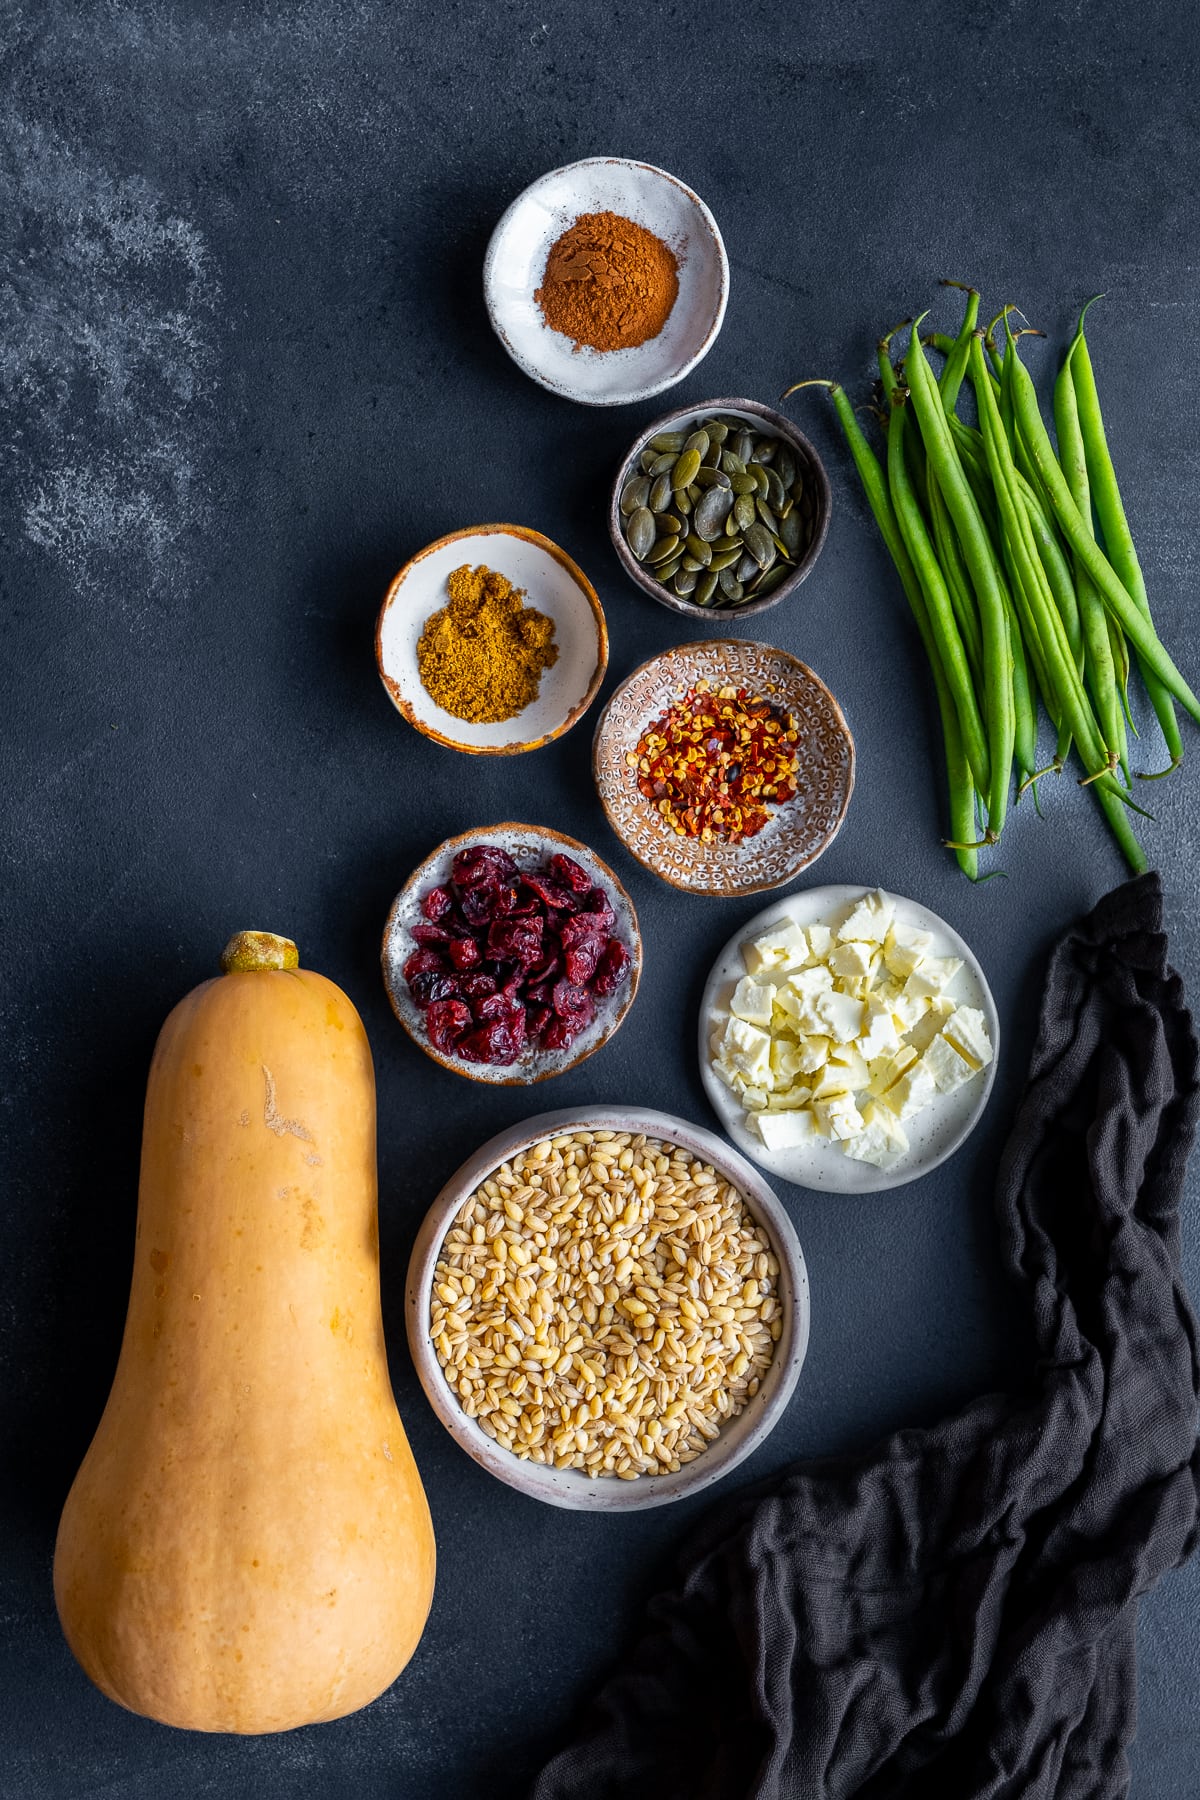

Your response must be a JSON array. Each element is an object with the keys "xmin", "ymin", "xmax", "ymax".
[
  {"xmin": 699, "ymin": 886, "xmax": 1000, "ymax": 1194},
  {"xmin": 484, "ymin": 158, "xmax": 729, "ymax": 406},
  {"xmin": 375, "ymin": 525, "xmax": 607, "ymax": 755},
  {"xmin": 405, "ymin": 1106, "xmax": 809, "ymax": 1511},
  {"xmin": 382, "ymin": 824, "xmax": 641, "ymax": 1085}
]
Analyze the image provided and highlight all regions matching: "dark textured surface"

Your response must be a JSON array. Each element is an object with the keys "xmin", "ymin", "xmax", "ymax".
[{"xmin": 1, "ymin": 4, "xmax": 1197, "ymax": 1796}]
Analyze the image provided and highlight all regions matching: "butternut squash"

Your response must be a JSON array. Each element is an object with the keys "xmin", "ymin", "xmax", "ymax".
[{"xmin": 54, "ymin": 931, "xmax": 436, "ymax": 1733}]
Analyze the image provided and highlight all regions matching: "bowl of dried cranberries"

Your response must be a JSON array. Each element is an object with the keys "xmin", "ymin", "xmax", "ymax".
[{"xmin": 381, "ymin": 824, "xmax": 642, "ymax": 1082}]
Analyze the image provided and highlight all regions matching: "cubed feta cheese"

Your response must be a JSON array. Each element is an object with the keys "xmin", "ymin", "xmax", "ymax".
[
  {"xmin": 755, "ymin": 1107, "xmax": 818, "ymax": 1151},
  {"xmin": 905, "ymin": 995, "xmax": 955, "ymax": 1052},
  {"xmin": 943, "ymin": 1005, "xmax": 993, "ymax": 1070},
  {"xmin": 890, "ymin": 990, "xmax": 931, "ymax": 1033},
  {"xmin": 902, "ymin": 955, "xmax": 963, "ymax": 1003},
  {"xmin": 867, "ymin": 1043, "xmax": 919, "ymax": 1097},
  {"xmin": 813, "ymin": 1061, "xmax": 855, "ymax": 1099},
  {"xmin": 880, "ymin": 1060, "xmax": 939, "ymax": 1121},
  {"xmin": 814, "ymin": 988, "xmax": 865, "ymax": 1043},
  {"xmin": 741, "ymin": 1085, "xmax": 770, "ymax": 1111},
  {"xmin": 769, "ymin": 1036, "xmax": 803, "ymax": 1084},
  {"xmin": 805, "ymin": 922, "xmax": 833, "ymax": 962},
  {"xmin": 795, "ymin": 1035, "xmax": 830, "ymax": 1074},
  {"xmin": 765, "ymin": 1083, "xmax": 813, "ymax": 1111},
  {"xmin": 716, "ymin": 1016, "xmax": 773, "ymax": 1083},
  {"xmin": 812, "ymin": 1092, "xmax": 865, "ymax": 1140},
  {"xmin": 731, "ymin": 975, "xmax": 777, "ymax": 1029},
  {"xmin": 857, "ymin": 994, "xmax": 900, "ymax": 1060},
  {"xmin": 826, "ymin": 940, "xmax": 877, "ymax": 982},
  {"xmin": 882, "ymin": 921, "xmax": 933, "ymax": 980},
  {"xmin": 923, "ymin": 1032, "xmax": 975, "ymax": 1094},
  {"xmin": 836, "ymin": 889, "xmax": 894, "ymax": 944},
  {"xmin": 842, "ymin": 1100, "xmax": 910, "ymax": 1167},
  {"xmin": 826, "ymin": 1042, "xmax": 869, "ymax": 1087},
  {"xmin": 743, "ymin": 919, "xmax": 809, "ymax": 975}
]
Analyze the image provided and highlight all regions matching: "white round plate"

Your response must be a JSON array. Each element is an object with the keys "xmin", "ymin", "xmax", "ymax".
[
  {"xmin": 699, "ymin": 885, "xmax": 1000, "ymax": 1193},
  {"xmin": 375, "ymin": 525, "xmax": 607, "ymax": 755},
  {"xmin": 405, "ymin": 1105, "xmax": 809, "ymax": 1510},
  {"xmin": 484, "ymin": 157, "xmax": 729, "ymax": 406}
]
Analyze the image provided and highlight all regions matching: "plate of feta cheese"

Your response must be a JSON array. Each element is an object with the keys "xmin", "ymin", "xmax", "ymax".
[{"xmin": 699, "ymin": 885, "xmax": 999, "ymax": 1192}]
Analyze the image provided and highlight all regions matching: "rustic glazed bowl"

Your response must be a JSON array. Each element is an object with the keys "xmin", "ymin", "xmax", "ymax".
[
  {"xmin": 609, "ymin": 397, "xmax": 832, "ymax": 619},
  {"xmin": 593, "ymin": 641, "xmax": 855, "ymax": 897},
  {"xmin": 483, "ymin": 157, "xmax": 729, "ymax": 406},
  {"xmin": 405, "ymin": 1104, "xmax": 810, "ymax": 1511},
  {"xmin": 381, "ymin": 823, "xmax": 642, "ymax": 1084},
  {"xmin": 700, "ymin": 884, "xmax": 1000, "ymax": 1194},
  {"xmin": 375, "ymin": 525, "xmax": 608, "ymax": 755}
]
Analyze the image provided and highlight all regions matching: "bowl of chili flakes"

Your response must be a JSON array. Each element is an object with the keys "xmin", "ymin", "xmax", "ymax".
[
  {"xmin": 592, "ymin": 641, "xmax": 855, "ymax": 897},
  {"xmin": 382, "ymin": 824, "xmax": 642, "ymax": 1083}
]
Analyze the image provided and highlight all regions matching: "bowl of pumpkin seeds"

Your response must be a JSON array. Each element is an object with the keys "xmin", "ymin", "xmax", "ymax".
[{"xmin": 609, "ymin": 399, "xmax": 831, "ymax": 617}]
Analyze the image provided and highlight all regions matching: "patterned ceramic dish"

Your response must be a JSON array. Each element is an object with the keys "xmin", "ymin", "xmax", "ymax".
[
  {"xmin": 592, "ymin": 641, "xmax": 855, "ymax": 896},
  {"xmin": 381, "ymin": 823, "xmax": 642, "ymax": 1084},
  {"xmin": 699, "ymin": 885, "xmax": 1000, "ymax": 1193},
  {"xmin": 375, "ymin": 525, "xmax": 608, "ymax": 755},
  {"xmin": 483, "ymin": 157, "xmax": 729, "ymax": 406},
  {"xmin": 405, "ymin": 1105, "xmax": 809, "ymax": 1511},
  {"xmin": 609, "ymin": 398, "xmax": 832, "ymax": 619}
]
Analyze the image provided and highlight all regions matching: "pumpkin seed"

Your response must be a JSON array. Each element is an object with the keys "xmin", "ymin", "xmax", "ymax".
[
  {"xmin": 744, "ymin": 522, "xmax": 777, "ymax": 570},
  {"xmin": 705, "ymin": 420, "xmax": 729, "ymax": 444},
  {"xmin": 657, "ymin": 553, "xmax": 684, "ymax": 582},
  {"xmin": 718, "ymin": 566, "xmax": 744, "ymax": 600},
  {"xmin": 749, "ymin": 437, "xmax": 776, "ymax": 465},
  {"xmin": 702, "ymin": 438, "xmax": 723, "ymax": 467},
  {"xmin": 620, "ymin": 476, "xmax": 651, "ymax": 515},
  {"xmin": 732, "ymin": 430, "xmax": 755, "ymax": 464},
  {"xmin": 708, "ymin": 547, "xmax": 743, "ymax": 571},
  {"xmin": 733, "ymin": 493, "xmax": 757, "ymax": 533},
  {"xmin": 649, "ymin": 430, "xmax": 688, "ymax": 453},
  {"xmin": 710, "ymin": 534, "xmax": 743, "ymax": 554},
  {"xmin": 687, "ymin": 483, "xmax": 702, "ymax": 504},
  {"xmin": 675, "ymin": 489, "xmax": 692, "ymax": 516},
  {"xmin": 721, "ymin": 450, "xmax": 747, "ymax": 477},
  {"xmin": 750, "ymin": 563, "xmax": 789, "ymax": 598},
  {"xmin": 736, "ymin": 552, "xmax": 759, "ymax": 583},
  {"xmin": 683, "ymin": 429, "xmax": 710, "ymax": 458},
  {"xmin": 694, "ymin": 465, "xmax": 732, "ymax": 489},
  {"xmin": 779, "ymin": 508, "xmax": 805, "ymax": 556},
  {"xmin": 656, "ymin": 512, "xmax": 683, "ymax": 535},
  {"xmin": 790, "ymin": 475, "xmax": 805, "ymax": 502},
  {"xmin": 647, "ymin": 534, "xmax": 681, "ymax": 564},
  {"xmin": 681, "ymin": 554, "xmax": 704, "ymax": 573},
  {"xmin": 626, "ymin": 507, "xmax": 657, "ymax": 560},
  {"xmin": 649, "ymin": 473, "xmax": 674, "ymax": 513},
  {"xmin": 730, "ymin": 472, "xmax": 758, "ymax": 496},
  {"xmin": 755, "ymin": 498, "xmax": 779, "ymax": 534},
  {"xmin": 684, "ymin": 534, "xmax": 713, "ymax": 566},
  {"xmin": 694, "ymin": 570, "xmax": 720, "ymax": 606},
  {"xmin": 774, "ymin": 444, "xmax": 797, "ymax": 490},
  {"xmin": 672, "ymin": 448, "xmax": 702, "ymax": 489},
  {"xmin": 649, "ymin": 451, "xmax": 678, "ymax": 476},
  {"xmin": 693, "ymin": 486, "xmax": 734, "ymax": 541},
  {"xmin": 765, "ymin": 467, "xmax": 788, "ymax": 511},
  {"xmin": 674, "ymin": 568, "xmax": 699, "ymax": 596},
  {"xmin": 640, "ymin": 449, "xmax": 658, "ymax": 474},
  {"xmin": 752, "ymin": 464, "xmax": 770, "ymax": 497}
]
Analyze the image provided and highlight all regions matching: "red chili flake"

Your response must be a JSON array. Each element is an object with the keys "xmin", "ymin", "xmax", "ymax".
[{"xmin": 626, "ymin": 680, "xmax": 800, "ymax": 844}]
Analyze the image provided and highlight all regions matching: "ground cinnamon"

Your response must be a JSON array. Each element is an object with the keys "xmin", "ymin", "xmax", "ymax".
[{"xmin": 535, "ymin": 211, "xmax": 679, "ymax": 352}]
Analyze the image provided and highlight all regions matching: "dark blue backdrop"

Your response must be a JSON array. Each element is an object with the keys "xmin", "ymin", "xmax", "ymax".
[{"xmin": 3, "ymin": 3, "xmax": 1197, "ymax": 1795}]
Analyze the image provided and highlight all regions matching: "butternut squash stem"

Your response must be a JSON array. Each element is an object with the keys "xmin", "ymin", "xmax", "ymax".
[{"xmin": 220, "ymin": 931, "xmax": 299, "ymax": 973}]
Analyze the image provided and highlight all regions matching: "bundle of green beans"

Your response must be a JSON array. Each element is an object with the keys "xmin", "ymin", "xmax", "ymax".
[{"xmin": 786, "ymin": 286, "xmax": 1197, "ymax": 878}]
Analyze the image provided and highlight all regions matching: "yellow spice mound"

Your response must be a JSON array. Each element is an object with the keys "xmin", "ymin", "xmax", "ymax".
[{"xmin": 417, "ymin": 563, "xmax": 558, "ymax": 725}]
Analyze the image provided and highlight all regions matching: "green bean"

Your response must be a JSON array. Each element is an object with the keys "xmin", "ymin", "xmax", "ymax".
[
  {"xmin": 887, "ymin": 391, "xmax": 991, "ymax": 795},
  {"xmin": 937, "ymin": 282, "xmax": 979, "ymax": 412},
  {"xmin": 781, "ymin": 377, "xmax": 980, "ymax": 877},
  {"xmin": 1109, "ymin": 615, "xmax": 1135, "ymax": 730},
  {"xmin": 877, "ymin": 325, "xmax": 927, "ymax": 511},
  {"xmin": 926, "ymin": 469, "xmax": 984, "ymax": 682},
  {"xmin": 1068, "ymin": 297, "xmax": 1182, "ymax": 775},
  {"xmin": 1005, "ymin": 320, "xmax": 1200, "ymax": 728},
  {"xmin": 905, "ymin": 319, "xmax": 1014, "ymax": 837},
  {"xmin": 1016, "ymin": 475, "xmax": 1083, "ymax": 678},
  {"xmin": 1053, "ymin": 336, "xmax": 1127, "ymax": 781}
]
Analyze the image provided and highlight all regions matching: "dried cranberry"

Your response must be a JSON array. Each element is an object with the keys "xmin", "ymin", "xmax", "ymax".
[
  {"xmin": 409, "ymin": 970, "xmax": 460, "ymax": 1006},
  {"xmin": 527, "ymin": 1003, "xmax": 554, "ymax": 1038},
  {"xmin": 458, "ymin": 1019, "xmax": 525, "ymax": 1066},
  {"xmin": 564, "ymin": 937, "xmax": 603, "ymax": 986},
  {"xmin": 475, "ymin": 993, "xmax": 526, "ymax": 1028},
  {"xmin": 453, "ymin": 845, "xmax": 518, "ymax": 891},
  {"xmin": 524, "ymin": 978, "xmax": 555, "ymax": 1006},
  {"xmin": 526, "ymin": 947, "xmax": 562, "ymax": 985},
  {"xmin": 558, "ymin": 914, "xmax": 607, "ymax": 955},
  {"xmin": 542, "ymin": 1015, "xmax": 580, "ymax": 1052},
  {"xmin": 425, "ymin": 997, "xmax": 472, "ymax": 1054},
  {"xmin": 458, "ymin": 972, "xmax": 497, "ymax": 999},
  {"xmin": 494, "ymin": 880, "xmax": 542, "ymax": 917},
  {"xmin": 411, "ymin": 922, "xmax": 451, "ymax": 946},
  {"xmin": 552, "ymin": 979, "xmax": 595, "ymax": 1029},
  {"xmin": 459, "ymin": 886, "xmax": 495, "ymax": 929},
  {"xmin": 421, "ymin": 885, "xmax": 455, "ymax": 923},
  {"xmin": 523, "ymin": 872, "xmax": 578, "ymax": 912},
  {"xmin": 549, "ymin": 852, "xmax": 593, "ymax": 895},
  {"xmin": 592, "ymin": 937, "xmax": 632, "ymax": 997},
  {"xmin": 486, "ymin": 915, "xmax": 544, "ymax": 968},
  {"xmin": 404, "ymin": 947, "xmax": 446, "ymax": 985},
  {"xmin": 581, "ymin": 888, "xmax": 616, "ymax": 931},
  {"xmin": 447, "ymin": 936, "xmax": 481, "ymax": 971}
]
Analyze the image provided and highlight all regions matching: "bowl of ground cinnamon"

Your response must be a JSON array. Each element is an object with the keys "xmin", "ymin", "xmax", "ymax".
[
  {"xmin": 376, "ymin": 525, "xmax": 608, "ymax": 755},
  {"xmin": 484, "ymin": 158, "xmax": 729, "ymax": 406}
]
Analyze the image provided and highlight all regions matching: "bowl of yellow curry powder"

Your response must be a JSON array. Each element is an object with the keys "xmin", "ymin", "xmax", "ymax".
[{"xmin": 376, "ymin": 525, "xmax": 608, "ymax": 755}]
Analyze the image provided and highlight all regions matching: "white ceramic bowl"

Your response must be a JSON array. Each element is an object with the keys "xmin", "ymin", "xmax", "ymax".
[
  {"xmin": 484, "ymin": 157, "xmax": 729, "ymax": 406},
  {"xmin": 382, "ymin": 825, "xmax": 642, "ymax": 1084},
  {"xmin": 699, "ymin": 885, "xmax": 1000, "ymax": 1193},
  {"xmin": 405, "ymin": 1106, "xmax": 810, "ymax": 1510},
  {"xmin": 375, "ymin": 525, "xmax": 607, "ymax": 754}
]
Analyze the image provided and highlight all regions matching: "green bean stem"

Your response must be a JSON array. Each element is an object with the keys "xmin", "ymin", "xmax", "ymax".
[
  {"xmin": 1004, "ymin": 322, "xmax": 1200, "ymax": 728},
  {"xmin": 1068, "ymin": 298, "xmax": 1182, "ymax": 774},
  {"xmin": 905, "ymin": 319, "xmax": 1014, "ymax": 836},
  {"xmin": 937, "ymin": 282, "xmax": 980, "ymax": 412}
]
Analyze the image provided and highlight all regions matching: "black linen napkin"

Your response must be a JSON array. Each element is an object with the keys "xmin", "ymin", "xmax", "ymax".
[{"xmin": 533, "ymin": 874, "xmax": 1200, "ymax": 1800}]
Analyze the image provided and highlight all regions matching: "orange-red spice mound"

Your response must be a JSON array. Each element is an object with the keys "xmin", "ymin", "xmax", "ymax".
[
  {"xmin": 629, "ymin": 682, "xmax": 800, "ymax": 844},
  {"xmin": 535, "ymin": 210, "xmax": 679, "ymax": 352}
]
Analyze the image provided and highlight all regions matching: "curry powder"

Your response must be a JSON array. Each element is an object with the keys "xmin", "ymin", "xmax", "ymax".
[{"xmin": 416, "ymin": 563, "xmax": 558, "ymax": 724}]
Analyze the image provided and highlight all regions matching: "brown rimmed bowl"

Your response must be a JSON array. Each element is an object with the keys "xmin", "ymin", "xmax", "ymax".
[
  {"xmin": 375, "ymin": 525, "xmax": 608, "ymax": 755},
  {"xmin": 592, "ymin": 640, "xmax": 855, "ymax": 897},
  {"xmin": 405, "ymin": 1105, "xmax": 810, "ymax": 1510},
  {"xmin": 381, "ymin": 823, "xmax": 642, "ymax": 1084},
  {"xmin": 609, "ymin": 397, "xmax": 832, "ymax": 619}
]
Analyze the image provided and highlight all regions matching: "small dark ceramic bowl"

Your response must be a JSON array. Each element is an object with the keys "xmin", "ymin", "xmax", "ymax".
[{"xmin": 609, "ymin": 397, "xmax": 832, "ymax": 620}]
